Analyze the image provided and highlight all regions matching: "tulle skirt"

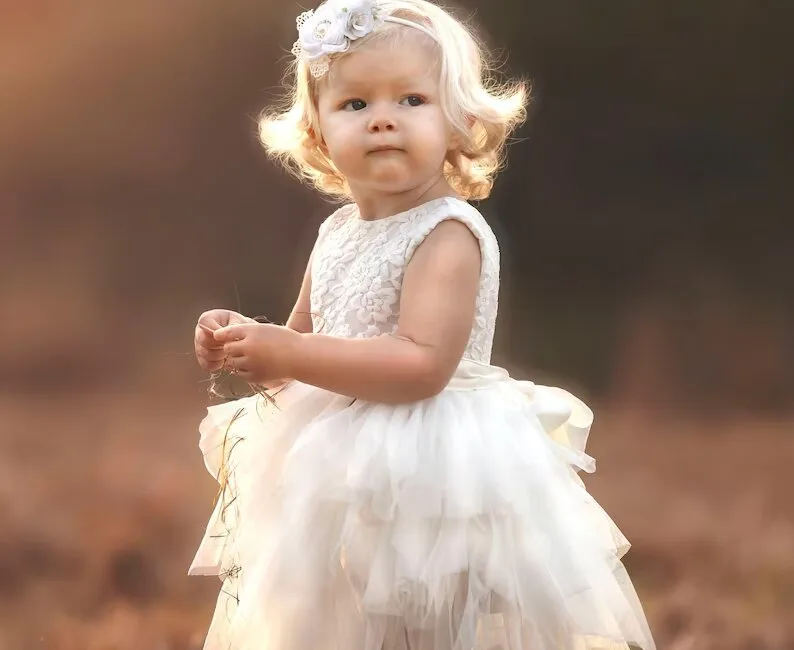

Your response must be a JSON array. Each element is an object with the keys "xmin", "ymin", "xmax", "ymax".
[{"xmin": 189, "ymin": 360, "xmax": 655, "ymax": 650}]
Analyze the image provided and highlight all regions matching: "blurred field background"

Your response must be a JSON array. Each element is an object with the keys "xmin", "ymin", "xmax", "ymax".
[{"xmin": 1, "ymin": 1, "xmax": 792, "ymax": 648}]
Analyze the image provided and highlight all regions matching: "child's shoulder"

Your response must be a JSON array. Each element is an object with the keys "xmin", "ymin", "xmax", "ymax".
[
  {"xmin": 405, "ymin": 198, "xmax": 499, "ymax": 258},
  {"xmin": 421, "ymin": 197, "xmax": 494, "ymax": 236},
  {"xmin": 400, "ymin": 197, "xmax": 500, "ymax": 271}
]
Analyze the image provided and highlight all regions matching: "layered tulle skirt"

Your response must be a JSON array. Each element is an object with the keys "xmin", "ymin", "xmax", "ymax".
[{"xmin": 189, "ymin": 360, "xmax": 655, "ymax": 650}]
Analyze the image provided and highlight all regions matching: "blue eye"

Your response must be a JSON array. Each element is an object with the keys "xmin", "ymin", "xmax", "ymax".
[
  {"xmin": 400, "ymin": 95, "xmax": 425, "ymax": 107},
  {"xmin": 342, "ymin": 99, "xmax": 367, "ymax": 111}
]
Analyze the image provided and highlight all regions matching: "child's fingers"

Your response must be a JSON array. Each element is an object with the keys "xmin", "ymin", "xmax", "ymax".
[
  {"xmin": 225, "ymin": 354, "xmax": 251, "ymax": 375},
  {"xmin": 214, "ymin": 324, "xmax": 249, "ymax": 342},
  {"xmin": 196, "ymin": 349, "xmax": 226, "ymax": 372},
  {"xmin": 198, "ymin": 346, "xmax": 226, "ymax": 362},
  {"xmin": 195, "ymin": 325, "xmax": 224, "ymax": 349},
  {"xmin": 228, "ymin": 313, "xmax": 255, "ymax": 326},
  {"xmin": 199, "ymin": 358, "xmax": 225, "ymax": 372},
  {"xmin": 222, "ymin": 342, "xmax": 249, "ymax": 363}
]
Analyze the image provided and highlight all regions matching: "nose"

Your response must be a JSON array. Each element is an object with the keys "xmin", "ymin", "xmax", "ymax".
[{"xmin": 367, "ymin": 105, "xmax": 396, "ymax": 133}]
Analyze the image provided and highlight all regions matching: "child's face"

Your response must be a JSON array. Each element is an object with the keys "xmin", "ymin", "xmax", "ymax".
[{"xmin": 315, "ymin": 34, "xmax": 455, "ymax": 197}]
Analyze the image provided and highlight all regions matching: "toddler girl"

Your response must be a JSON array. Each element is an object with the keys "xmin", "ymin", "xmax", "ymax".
[{"xmin": 190, "ymin": 1, "xmax": 656, "ymax": 649}]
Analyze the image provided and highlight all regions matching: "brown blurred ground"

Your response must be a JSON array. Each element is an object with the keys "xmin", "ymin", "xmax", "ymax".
[
  {"xmin": 1, "ymin": 0, "xmax": 792, "ymax": 648},
  {"xmin": 2, "ymin": 386, "xmax": 793, "ymax": 650}
]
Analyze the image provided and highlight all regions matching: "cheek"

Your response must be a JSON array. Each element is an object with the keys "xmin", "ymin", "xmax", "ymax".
[
  {"xmin": 324, "ymin": 130, "xmax": 356, "ymax": 162},
  {"xmin": 417, "ymin": 118, "xmax": 453, "ymax": 160},
  {"xmin": 417, "ymin": 111, "xmax": 451, "ymax": 145},
  {"xmin": 321, "ymin": 125, "xmax": 365, "ymax": 175},
  {"xmin": 320, "ymin": 117, "xmax": 356, "ymax": 152}
]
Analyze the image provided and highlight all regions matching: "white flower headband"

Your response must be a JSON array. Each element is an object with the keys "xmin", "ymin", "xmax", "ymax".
[{"xmin": 291, "ymin": 0, "xmax": 436, "ymax": 78}]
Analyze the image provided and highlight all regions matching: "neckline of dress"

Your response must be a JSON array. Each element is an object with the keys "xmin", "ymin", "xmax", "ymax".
[{"xmin": 351, "ymin": 196, "xmax": 468, "ymax": 225}]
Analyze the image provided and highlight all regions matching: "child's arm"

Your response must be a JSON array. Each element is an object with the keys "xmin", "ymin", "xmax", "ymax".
[
  {"xmin": 214, "ymin": 220, "xmax": 481, "ymax": 403},
  {"xmin": 254, "ymin": 254, "xmax": 314, "ymax": 389},
  {"xmin": 287, "ymin": 219, "xmax": 481, "ymax": 403}
]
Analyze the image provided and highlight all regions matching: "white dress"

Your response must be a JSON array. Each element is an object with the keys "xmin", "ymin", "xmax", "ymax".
[{"xmin": 189, "ymin": 197, "xmax": 656, "ymax": 650}]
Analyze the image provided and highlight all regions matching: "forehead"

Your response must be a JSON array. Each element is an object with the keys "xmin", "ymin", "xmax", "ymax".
[{"xmin": 323, "ymin": 30, "xmax": 439, "ymax": 91}]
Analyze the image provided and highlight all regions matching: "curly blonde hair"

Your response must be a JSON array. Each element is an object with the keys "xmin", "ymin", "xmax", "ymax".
[{"xmin": 259, "ymin": 0, "xmax": 528, "ymax": 201}]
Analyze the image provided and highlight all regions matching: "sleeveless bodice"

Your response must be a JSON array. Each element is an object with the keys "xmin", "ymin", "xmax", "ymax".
[{"xmin": 309, "ymin": 197, "xmax": 500, "ymax": 363}]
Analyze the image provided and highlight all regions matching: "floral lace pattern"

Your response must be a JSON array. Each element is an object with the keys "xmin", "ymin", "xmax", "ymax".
[{"xmin": 309, "ymin": 197, "xmax": 500, "ymax": 363}]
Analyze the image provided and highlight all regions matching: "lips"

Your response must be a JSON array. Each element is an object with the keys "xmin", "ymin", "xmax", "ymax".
[{"xmin": 368, "ymin": 145, "xmax": 402, "ymax": 153}]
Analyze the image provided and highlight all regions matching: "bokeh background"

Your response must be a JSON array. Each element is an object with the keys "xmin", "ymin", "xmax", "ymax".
[{"xmin": 1, "ymin": 0, "xmax": 792, "ymax": 648}]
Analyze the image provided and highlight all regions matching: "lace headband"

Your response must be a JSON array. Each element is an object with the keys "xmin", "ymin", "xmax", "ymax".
[{"xmin": 291, "ymin": 0, "xmax": 437, "ymax": 78}]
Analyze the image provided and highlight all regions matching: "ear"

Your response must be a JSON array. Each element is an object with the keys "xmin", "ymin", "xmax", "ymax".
[{"xmin": 308, "ymin": 125, "xmax": 329, "ymax": 155}]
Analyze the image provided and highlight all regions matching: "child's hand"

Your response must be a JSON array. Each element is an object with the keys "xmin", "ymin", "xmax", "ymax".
[
  {"xmin": 194, "ymin": 309, "xmax": 253, "ymax": 372},
  {"xmin": 213, "ymin": 322, "xmax": 301, "ymax": 384}
]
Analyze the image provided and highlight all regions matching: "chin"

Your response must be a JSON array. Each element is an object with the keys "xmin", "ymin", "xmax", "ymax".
[
  {"xmin": 373, "ymin": 180, "xmax": 420, "ymax": 194},
  {"xmin": 370, "ymin": 170, "xmax": 419, "ymax": 188}
]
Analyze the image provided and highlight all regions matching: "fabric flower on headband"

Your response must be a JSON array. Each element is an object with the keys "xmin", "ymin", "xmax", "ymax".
[{"xmin": 292, "ymin": 0, "xmax": 384, "ymax": 78}]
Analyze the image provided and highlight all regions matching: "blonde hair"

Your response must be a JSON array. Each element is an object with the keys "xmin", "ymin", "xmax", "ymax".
[{"xmin": 259, "ymin": 0, "xmax": 528, "ymax": 200}]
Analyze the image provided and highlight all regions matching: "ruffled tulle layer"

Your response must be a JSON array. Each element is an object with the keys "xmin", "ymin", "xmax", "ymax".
[{"xmin": 189, "ymin": 361, "xmax": 655, "ymax": 650}]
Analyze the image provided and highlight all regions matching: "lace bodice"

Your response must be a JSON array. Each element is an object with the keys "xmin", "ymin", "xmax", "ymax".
[{"xmin": 309, "ymin": 197, "xmax": 500, "ymax": 363}]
